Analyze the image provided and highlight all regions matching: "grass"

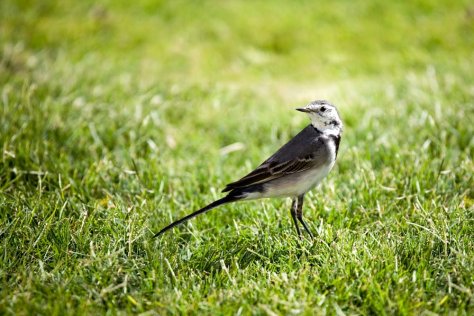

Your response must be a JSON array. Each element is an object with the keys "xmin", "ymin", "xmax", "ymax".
[{"xmin": 1, "ymin": 0, "xmax": 473, "ymax": 314}]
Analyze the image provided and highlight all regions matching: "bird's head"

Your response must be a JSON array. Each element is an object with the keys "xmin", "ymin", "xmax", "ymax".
[{"xmin": 296, "ymin": 100, "xmax": 343, "ymax": 134}]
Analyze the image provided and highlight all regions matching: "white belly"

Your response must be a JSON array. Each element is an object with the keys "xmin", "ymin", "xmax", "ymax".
[
  {"xmin": 291, "ymin": 161, "xmax": 335, "ymax": 195},
  {"xmin": 263, "ymin": 160, "xmax": 335, "ymax": 198}
]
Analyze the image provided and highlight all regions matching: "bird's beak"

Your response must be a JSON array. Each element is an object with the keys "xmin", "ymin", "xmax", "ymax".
[{"xmin": 296, "ymin": 107, "xmax": 310, "ymax": 113}]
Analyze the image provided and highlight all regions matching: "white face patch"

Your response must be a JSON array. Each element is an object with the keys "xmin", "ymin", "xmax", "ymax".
[{"xmin": 306, "ymin": 104, "xmax": 342, "ymax": 135}]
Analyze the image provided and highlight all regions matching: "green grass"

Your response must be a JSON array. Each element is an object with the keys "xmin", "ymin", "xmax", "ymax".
[{"xmin": 1, "ymin": 0, "xmax": 473, "ymax": 314}]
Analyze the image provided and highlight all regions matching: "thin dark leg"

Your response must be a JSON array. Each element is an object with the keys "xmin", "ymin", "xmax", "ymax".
[
  {"xmin": 296, "ymin": 194, "xmax": 314, "ymax": 238},
  {"xmin": 290, "ymin": 198, "xmax": 302, "ymax": 237}
]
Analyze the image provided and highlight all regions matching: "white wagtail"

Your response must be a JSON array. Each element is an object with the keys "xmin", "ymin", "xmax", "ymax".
[{"xmin": 154, "ymin": 100, "xmax": 343, "ymax": 238}]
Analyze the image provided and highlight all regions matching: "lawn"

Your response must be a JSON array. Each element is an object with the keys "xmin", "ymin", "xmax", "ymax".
[{"xmin": 1, "ymin": 0, "xmax": 473, "ymax": 314}]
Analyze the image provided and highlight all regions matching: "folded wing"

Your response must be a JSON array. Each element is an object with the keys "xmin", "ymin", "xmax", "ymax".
[{"xmin": 222, "ymin": 125, "xmax": 330, "ymax": 192}]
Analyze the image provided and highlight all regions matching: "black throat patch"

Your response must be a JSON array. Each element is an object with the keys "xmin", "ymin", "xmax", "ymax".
[
  {"xmin": 328, "ymin": 134, "xmax": 341, "ymax": 156},
  {"xmin": 312, "ymin": 125, "xmax": 340, "ymax": 156}
]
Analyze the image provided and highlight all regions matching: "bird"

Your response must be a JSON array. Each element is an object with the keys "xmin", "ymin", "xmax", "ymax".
[{"xmin": 154, "ymin": 100, "xmax": 343, "ymax": 239}]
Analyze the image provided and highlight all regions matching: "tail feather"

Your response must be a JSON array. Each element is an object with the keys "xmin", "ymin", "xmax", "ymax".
[{"xmin": 153, "ymin": 194, "xmax": 241, "ymax": 238}]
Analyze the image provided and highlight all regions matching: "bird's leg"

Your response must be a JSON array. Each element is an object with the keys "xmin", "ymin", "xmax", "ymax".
[
  {"xmin": 296, "ymin": 194, "xmax": 314, "ymax": 238},
  {"xmin": 290, "ymin": 198, "xmax": 302, "ymax": 238}
]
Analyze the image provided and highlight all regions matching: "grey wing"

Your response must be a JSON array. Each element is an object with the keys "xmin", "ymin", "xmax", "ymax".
[{"xmin": 222, "ymin": 125, "xmax": 329, "ymax": 192}]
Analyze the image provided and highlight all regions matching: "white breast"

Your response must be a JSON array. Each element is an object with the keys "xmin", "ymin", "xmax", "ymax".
[{"xmin": 293, "ymin": 158, "xmax": 335, "ymax": 195}]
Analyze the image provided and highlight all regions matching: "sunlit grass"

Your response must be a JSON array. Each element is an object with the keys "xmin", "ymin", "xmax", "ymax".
[{"xmin": 1, "ymin": 0, "xmax": 473, "ymax": 314}]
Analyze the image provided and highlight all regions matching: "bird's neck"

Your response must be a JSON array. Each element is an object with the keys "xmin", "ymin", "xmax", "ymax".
[{"xmin": 311, "ymin": 121, "xmax": 342, "ymax": 137}]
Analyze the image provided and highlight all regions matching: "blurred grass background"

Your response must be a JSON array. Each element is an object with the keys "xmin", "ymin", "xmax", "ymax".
[{"xmin": 1, "ymin": 0, "xmax": 473, "ymax": 314}]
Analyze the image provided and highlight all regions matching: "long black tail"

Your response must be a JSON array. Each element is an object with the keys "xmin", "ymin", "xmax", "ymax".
[{"xmin": 153, "ymin": 194, "xmax": 242, "ymax": 238}]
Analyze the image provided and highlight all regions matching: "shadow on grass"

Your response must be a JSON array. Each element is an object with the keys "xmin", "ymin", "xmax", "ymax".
[{"xmin": 154, "ymin": 225, "xmax": 336, "ymax": 278}]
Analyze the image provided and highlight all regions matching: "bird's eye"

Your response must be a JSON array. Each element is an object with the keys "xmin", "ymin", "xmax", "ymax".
[{"xmin": 320, "ymin": 106, "xmax": 327, "ymax": 112}]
